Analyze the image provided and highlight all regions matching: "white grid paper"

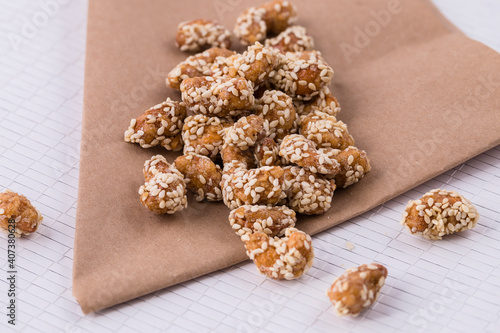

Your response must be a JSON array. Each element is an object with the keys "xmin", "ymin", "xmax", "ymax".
[{"xmin": 0, "ymin": 0, "xmax": 499, "ymax": 332}]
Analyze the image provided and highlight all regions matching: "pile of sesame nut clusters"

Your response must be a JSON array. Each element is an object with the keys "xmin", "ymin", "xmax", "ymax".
[{"xmin": 124, "ymin": 0, "xmax": 372, "ymax": 282}]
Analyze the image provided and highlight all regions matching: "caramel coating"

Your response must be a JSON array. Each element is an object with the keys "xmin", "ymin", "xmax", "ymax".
[
  {"xmin": 279, "ymin": 134, "xmax": 341, "ymax": 174},
  {"xmin": 182, "ymin": 115, "xmax": 226, "ymax": 160},
  {"xmin": 222, "ymin": 166, "xmax": 286, "ymax": 209},
  {"xmin": 254, "ymin": 90, "xmax": 297, "ymax": 141},
  {"xmin": 254, "ymin": 137, "xmax": 281, "ymax": 167},
  {"xmin": 143, "ymin": 154, "xmax": 172, "ymax": 181},
  {"xmin": 166, "ymin": 48, "xmax": 235, "ymax": 90},
  {"xmin": 174, "ymin": 153, "xmax": 223, "ymax": 202},
  {"xmin": 234, "ymin": 7, "xmax": 267, "ymax": 45},
  {"xmin": 181, "ymin": 76, "xmax": 254, "ymax": 117},
  {"xmin": 224, "ymin": 115, "xmax": 269, "ymax": 151},
  {"xmin": 234, "ymin": 1, "xmax": 296, "ymax": 45},
  {"xmin": 175, "ymin": 19, "xmax": 231, "ymax": 52},
  {"xmin": 271, "ymin": 51, "xmax": 334, "ymax": 101},
  {"xmin": 221, "ymin": 143, "xmax": 256, "ymax": 169},
  {"xmin": 295, "ymin": 86, "xmax": 341, "ymax": 118},
  {"xmin": 243, "ymin": 227, "xmax": 313, "ymax": 280},
  {"xmin": 401, "ymin": 189, "xmax": 479, "ymax": 240},
  {"xmin": 261, "ymin": 1, "xmax": 297, "ymax": 35},
  {"xmin": 124, "ymin": 98, "xmax": 186, "ymax": 151},
  {"xmin": 283, "ymin": 166, "xmax": 336, "ymax": 215},
  {"xmin": 139, "ymin": 156, "xmax": 187, "ymax": 214},
  {"xmin": 329, "ymin": 146, "xmax": 371, "ymax": 188},
  {"xmin": 0, "ymin": 190, "xmax": 43, "ymax": 237},
  {"xmin": 327, "ymin": 263, "xmax": 388, "ymax": 316},
  {"xmin": 229, "ymin": 205, "xmax": 296, "ymax": 237},
  {"xmin": 300, "ymin": 112, "xmax": 354, "ymax": 150},
  {"xmin": 217, "ymin": 43, "xmax": 280, "ymax": 88},
  {"xmin": 265, "ymin": 25, "xmax": 314, "ymax": 53}
]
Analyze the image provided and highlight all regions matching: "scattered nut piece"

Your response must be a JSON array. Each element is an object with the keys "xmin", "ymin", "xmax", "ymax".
[
  {"xmin": 176, "ymin": 19, "xmax": 231, "ymax": 52},
  {"xmin": 401, "ymin": 189, "xmax": 479, "ymax": 240},
  {"xmin": 243, "ymin": 227, "xmax": 313, "ymax": 280},
  {"xmin": 327, "ymin": 263, "xmax": 388, "ymax": 316},
  {"xmin": 229, "ymin": 205, "xmax": 296, "ymax": 237},
  {"xmin": 0, "ymin": 190, "xmax": 43, "ymax": 237}
]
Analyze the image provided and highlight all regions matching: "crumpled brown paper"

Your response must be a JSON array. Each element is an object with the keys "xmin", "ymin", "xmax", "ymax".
[{"xmin": 73, "ymin": 0, "xmax": 500, "ymax": 313}]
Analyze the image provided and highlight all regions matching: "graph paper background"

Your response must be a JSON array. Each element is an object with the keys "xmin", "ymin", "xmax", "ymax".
[{"xmin": 0, "ymin": 0, "xmax": 499, "ymax": 332}]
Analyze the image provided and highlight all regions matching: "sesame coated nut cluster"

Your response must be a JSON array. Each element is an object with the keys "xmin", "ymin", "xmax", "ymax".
[
  {"xmin": 0, "ymin": 190, "xmax": 43, "ymax": 237},
  {"xmin": 401, "ymin": 189, "xmax": 479, "ymax": 240},
  {"xmin": 234, "ymin": 1, "xmax": 297, "ymax": 45},
  {"xmin": 124, "ymin": 98, "xmax": 187, "ymax": 151},
  {"xmin": 175, "ymin": 19, "xmax": 232, "ymax": 52},
  {"xmin": 327, "ymin": 263, "xmax": 388, "ymax": 316},
  {"xmin": 139, "ymin": 155, "xmax": 188, "ymax": 214},
  {"xmin": 122, "ymin": 0, "xmax": 381, "ymax": 314}
]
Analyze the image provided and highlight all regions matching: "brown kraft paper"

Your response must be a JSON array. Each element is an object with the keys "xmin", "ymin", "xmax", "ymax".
[{"xmin": 73, "ymin": 0, "xmax": 500, "ymax": 313}]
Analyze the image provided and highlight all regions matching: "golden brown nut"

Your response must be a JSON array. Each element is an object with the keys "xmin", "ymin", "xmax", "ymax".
[
  {"xmin": 139, "ymin": 155, "xmax": 187, "ymax": 214},
  {"xmin": 175, "ymin": 19, "xmax": 231, "ymax": 52},
  {"xmin": 222, "ymin": 166, "xmax": 286, "ymax": 209},
  {"xmin": 0, "ymin": 190, "xmax": 43, "ymax": 237},
  {"xmin": 261, "ymin": 0, "xmax": 297, "ymax": 35},
  {"xmin": 234, "ymin": 7, "xmax": 268, "ymax": 45},
  {"xmin": 174, "ymin": 153, "xmax": 223, "ymax": 202},
  {"xmin": 166, "ymin": 48, "xmax": 235, "ymax": 90},
  {"xmin": 271, "ymin": 51, "xmax": 334, "ymax": 101},
  {"xmin": 218, "ymin": 43, "xmax": 281, "ymax": 88},
  {"xmin": 181, "ymin": 76, "xmax": 254, "ymax": 117},
  {"xmin": 221, "ymin": 143, "xmax": 256, "ymax": 169},
  {"xmin": 401, "ymin": 189, "xmax": 479, "ymax": 240},
  {"xmin": 224, "ymin": 115, "xmax": 269, "ymax": 151},
  {"xmin": 229, "ymin": 205, "xmax": 296, "ymax": 237},
  {"xmin": 300, "ymin": 112, "xmax": 354, "ymax": 150},
  {"xmin": 295, "ymin": 86, "xmax": 341, "ymax": 118},
  {"xmin": 279, "ymin": 134, "xmax": 340, "ymax": 174},
  {"xmin": 283, "ymin": 166, "xmax": 336, "ymax": 215},
  {"xmin": 254, "ymin": 137, "xmax": 281, "ymax": 167},
  {"xmin": 143, "ymin": 154, "xmax": 172, "ymax": 181},
  {"xmin": 254, "ymin": 90, "xmax": 297, "ymax": 141},
  {"xmin": 265, "ymin": 25, "xmax": 314, "ymax": 53},
  {"xmin": 242, "ymin": 227, "xmax": 313, "ymax": 280},
  {"xmin": 234, "ymin": 1, "xmax": 296, "ymax": 45},
  {"xmin": 124, "ymin": 98, "xmax": 186, "ymax": 151},
  {"xmin": 327, "ymin": 263, "xmax": 388, "ymax": 316},
  {"xmin": 182, "ymin": 115, "xmax": 226, "ymax": 160},
  {"xmin": 329, "ymin": 146, "xmax": 371, "ymax": 188}
]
